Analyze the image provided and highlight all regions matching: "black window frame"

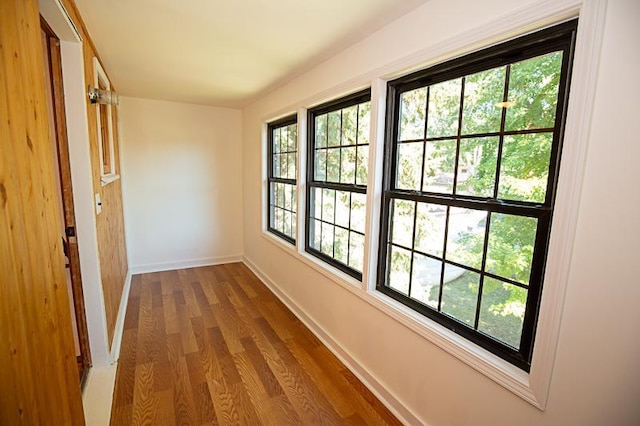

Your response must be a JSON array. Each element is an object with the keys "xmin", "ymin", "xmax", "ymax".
[
  {"xmin": 377, "ymin": 20, "xmax": 578, "ymax": 371},
  {"xmin": 267, "ymin": 114, "xmax": 298, "ymax": 245},
  {"xmin": 306, "ymin": 89, "xmax": 372, "ymax": 280}
]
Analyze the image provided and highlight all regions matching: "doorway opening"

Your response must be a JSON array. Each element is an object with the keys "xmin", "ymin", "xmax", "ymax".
[{"xmin": 40, "ymin": 17, "xmax": 92, "ymax": 386}]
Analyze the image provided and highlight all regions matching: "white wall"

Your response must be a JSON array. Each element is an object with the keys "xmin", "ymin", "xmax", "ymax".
[
  {"xmin": 241, "ymin": 0, "xmax": 640, "ymax": 425},
  {"xmin": 120, "ymin": 97, "xmax": 243, "ymax": 272}
]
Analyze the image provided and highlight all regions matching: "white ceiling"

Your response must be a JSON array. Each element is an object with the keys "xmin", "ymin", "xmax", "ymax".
[{"xmin": 73, "ymin": 0, "xmax": 429, "ymax": 108}]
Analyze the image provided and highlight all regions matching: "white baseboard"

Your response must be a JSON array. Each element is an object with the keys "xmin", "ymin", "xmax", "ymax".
[
  {"xmin": 109, "ymin": 269, "xmax": 132, "ymax": 364},
  {"xmin": 130, "ymin": 255, "xmax": 243, "ymax": 275},
  {"xmin": 242, "ymin": 256, "xmax": 422, "ymax": 426}
]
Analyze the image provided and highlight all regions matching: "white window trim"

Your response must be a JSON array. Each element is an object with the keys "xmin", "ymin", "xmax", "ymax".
[
  {"xmin": 93, "ymin": 57, "xmax": 120, "ymax": 186},
  {"xmin": 260, "ymin": 0, "xmax": 607, "ymax": 410}
]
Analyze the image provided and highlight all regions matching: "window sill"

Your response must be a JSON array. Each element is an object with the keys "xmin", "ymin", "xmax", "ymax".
[{"xmin": 100, "ymin": 173, "xmax": 120, "ymax": 186}]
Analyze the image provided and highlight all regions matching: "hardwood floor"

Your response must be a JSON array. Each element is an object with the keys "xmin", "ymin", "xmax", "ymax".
[{"xmin": 110, "ymin": 263, "xmax": 401, "ymax": 425}]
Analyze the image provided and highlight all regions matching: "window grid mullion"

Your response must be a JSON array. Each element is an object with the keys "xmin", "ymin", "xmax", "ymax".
[
  {"xmin": 452, "ymin": 77, "xmax": 466, "ymax": 194},
  {"xmin": 338, "ymin": 110, "xmax": 343, "ymax": 183},
  {"xmin": 473, "ymin": 213, "xmax": 494, "ymax": 329},
  {"xmin": 332, "ymin": 189, "xmax": 337, "ymax": 258},
  {"xmin": 493, "ymin": 64, "xmax": 511, "ymax": 199},
  {"xmin": 324, "ymin": 116, "xmax": 329, "ymax": 182},
  {"xmin": 419, "ymin": 87, "xmax": 430, "ymax": 191},
  {"xmin": 436, "ymin": 205, "xmax": 451, "ymax": 311},
  {"xmin": 347, "ymin": 191, "xmax": 353, "ymax": 266},
  {"xmin": 407, "ymin": 200, "xmax": 419, "ymax": 298}
]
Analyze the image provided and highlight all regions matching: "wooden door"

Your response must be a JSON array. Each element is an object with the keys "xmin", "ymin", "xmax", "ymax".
[
  {"xmin": 0, "ymin": 0, "xmax": 85, "ymax": 423},
  {"xmin": 41, "ymin": 17, "xmax": 92, "ymax": 385}
]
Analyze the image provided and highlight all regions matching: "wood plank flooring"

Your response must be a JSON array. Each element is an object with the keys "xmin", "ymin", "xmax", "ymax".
[{"xmin": 110, "ymin": 263, "xmax": 401, "ymax": 425}]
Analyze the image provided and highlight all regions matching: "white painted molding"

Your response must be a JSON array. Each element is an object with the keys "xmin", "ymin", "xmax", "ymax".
[
  {"xmin": 526, "ymin": 0, "xmax": 609, "ymax": 408},
  {"xmin": 109, "ymin": 270, "xmax": 132, "ymax": 364},
  {"xmin": 38, "ymin": 0, "xmax": 82, "ymax": 42},
  {"xmin": 242, "ymin": 257, "xmax": 424, "ymax": 426},
  {"xmin": 362, "ymin": 78, "xmax": 387, "ymax": 292},
  {"xmin": 58, "ymin": 37, "xmax": 111, "ymax": 368},
  {"xmin": 130, "ymin": 255, "xmax": 244, "ymax": 275}
]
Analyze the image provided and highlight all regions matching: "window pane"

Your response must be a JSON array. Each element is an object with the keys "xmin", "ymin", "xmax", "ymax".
[
  {"xmin": 315, "ymin": 114, "xmax": 327, "ymax": 148},
  {"xmin": 273, "ymin": 128, "xmax": 281, "ymax": 153},
  {"xmin": 322, "ymin": 188, "xmax": 335, "ymax": 223},
  {"xmin": 348, "ymin": 232, "xmax": 365, "ymax": 272},
  {"xmin": 422, "ymin": 139, "xmax": 456, "ymax": 194},
  {"xmin": 270, "ymin": 181, "xmax": 277, "ymax": 206},
  {"xmin": 310, "ymin": 219, "xmax": 321, "ymax": 250},
  {"xmin": 335, "ymin": 227, "xmax": 349, "ymax": 265},
  {"xmin": 312, "ymin": 187, "xmax": 322, "ymax": 219},
  {"xmin": 280, "ymin": 152, "xmax": 288, "ymax": 179},
  {"xmin": 274, "ymin": 207, "xmax": 284, "ymax": 234},
  {"xmin": 427, "ymin": 78, "xmax": 462, "ymax": 138},
  {"xmin": 415, "ymin": 202, "xmax": 446, "ymax": 257},
  {"xmin": 388, "ymin": 245, "xmax": 411, "ymax": 295},
  {"xmin": 287, "ymin": 152, "xmax": 296, "ymax": 179},
  {"xmin": 350, "ymin": 192, "xmax": 366, "ymax": 234},
  {"xmin": 315, "ymin": 148, "xmax": 327, "ymax": 181},
  {"xmin": 287, "ymin": 124, "xmax": 297, "ymax": 152},
  {"xmin": 396, "ymin": 142, "xmax": 423, "ymax": 191},
  {"xmin": 498, "ymin": 133, "xmax": 552, "ymax": 203},
  {"xmin": 456, "ymin": 136, "xmax": 499, "ymax": 197},
  {"xmin": 486, "ymin": 213, "xmax": 537, "ymax": 285},
  {"xmin": 273, "ymin": 153, "xmax": 281, "ymax": 178},
  {"xmin": 399, "ymin": 87, "xmax": 427, "ymax": 141},
  {"xmin": 283, "ymin": 183, "xmax": 292, "ymax": 210},
  {"xmin": 390, "ymin": 199, "xmax": 414, "ymax": 249},
  {"xmin": 326, "ymin": 148, "xmax": 340, "ymax": 183},
  {"xmin": 283, "ymin": 210, "xmax": 292, "ymax": 237},
  {"xmin": 327, "ymin": 111, "xmax": 341, "ymax": 146},
  {"xmin": 446, "ymin": 207, "xmax": 487, "ymax": 270},
  {"xmin": 505, "ymin": 52, "xmax": 563, "ymax": 131},
  {"xmin": 356, "ymin": 145, "xmax": 369, "ymax": 186},
  {"xmin": 340, "ymin": 147, "xmax": 356, "ymax": 184},
  {"xmin": 478, "ymin": 277, "xmax": 527, "ymax": 348},
  {"xmin": 441, "ymin": 267, "xmax": 479, "ymax": 326},
  {"xmin": 461, "ymin": 66, "xmax": 506, "ymax": 135},
  {"xmin": 275, "ymin": 182, "xmax": 285, "ymax": 207},
  {"xmin": 342, "ymin": 105, "xmax": 357, "ymax": 146},
  {"xmin": 321, "ymin": 222, "xmax": 334, "ymax": 256},
  {"xmin": 357, "ymin": 102, "xmax": 371, "ymax": 145},
  {"xmin": 335, "ymin": 191, "xmax": 350, "ymax": 228},
  {"xmin": 410, "ymin": 253, "xmax": 441, "ymax": 309},
  {"xmin": 281, "ymin": 126, "xmax": 289, "ymax": 150}
]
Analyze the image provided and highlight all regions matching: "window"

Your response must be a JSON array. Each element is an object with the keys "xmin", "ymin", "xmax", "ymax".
[
  {"xmin": 306, "ymin": 90, "xmax": 371, "ymax": 279},
  {"xmin": 93, "ymin": 58, "xmax": 118, "ymax": 185},
  {"xmin": 377, "ymin": 21, "xmax": 577, "ymax": 370},
  {"xmin": 267, "ymin": 115, "xmax": 298, "ymax": 244}
]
